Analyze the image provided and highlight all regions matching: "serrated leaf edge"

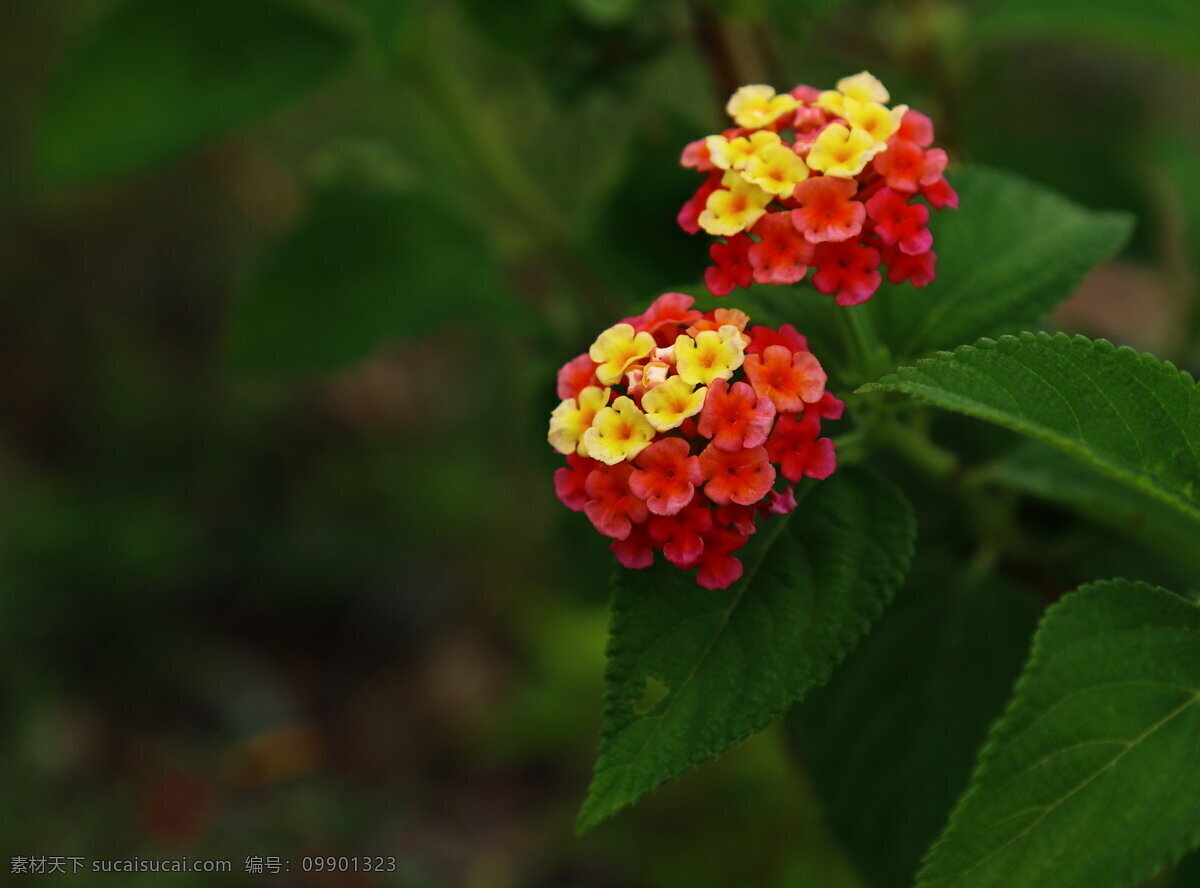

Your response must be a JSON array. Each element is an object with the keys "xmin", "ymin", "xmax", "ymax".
[
  {"xmin": 576, "ymin": 469, "xmax": 917, "ymax": 833},
  {"xmin": 859, "ymin": 331, "xmax": 1200, "ymax": 524},
  {"xmin": 894, "ymin": 170, "xmax": 1133, "ymax": 357},
  {"xmin": 915, "ymin": 578, "xmax": 1200, "ymax": 888}
]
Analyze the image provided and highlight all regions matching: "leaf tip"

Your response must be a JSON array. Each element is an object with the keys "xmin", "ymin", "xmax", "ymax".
[{"xmin": 574, "ymin": 794, "xmax": 612, "ymax": 836}]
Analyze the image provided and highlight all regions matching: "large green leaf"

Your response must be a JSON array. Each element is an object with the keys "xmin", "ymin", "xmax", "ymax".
[
  {"xmin": 577, "ymin": 468, "xmax": 915, "ymax": 832},
  {"xmin": 40, "ymin": 0, "xmax": 352, "ymax": 182},
  {"xmin": 228, "ymin": 183, "xmax": 516, "ymax": 374},
  {"xmin": 973, "ymin": 0, "xmax": 1200, "ymax": 70},
  {"xmin": 866, "ymin": 167, "xmax": 1132, "ymax": 360},
  {"xmin": 793, "ymin": 558, "xmax": 1042, "ymax": 888},
  {"xmin": 918, "ymin": 580, "xmax": 1200, "ymax": 888},
  {"xmin": 861, "ymin": 333, "xmax": 1200, "ymax": 524}
]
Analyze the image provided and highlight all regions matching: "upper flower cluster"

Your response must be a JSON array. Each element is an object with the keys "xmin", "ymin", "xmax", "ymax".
[
  {"xmin": 678, "ymin": 72, "xmax": 957, "ymax": 306},
  {"xmin": 549, "ymin": 293, "xmax": 842, "ymax": 590}
]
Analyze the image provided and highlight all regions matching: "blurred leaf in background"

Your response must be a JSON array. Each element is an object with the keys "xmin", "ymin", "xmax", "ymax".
[
  {"xmin": 971, "ymin": 0, "xmax": 1200, "ymax": 70},
  {"xmin": 228, "ymin": 174, "xmax": 521, "ymax": 374},
  {"xmin": 866, "ymin": 167, "xmax": 1133, "ymax": 360},
  {"xmin": 39, "ymin": 0, "xmax": 353, "ymax": 183},
  {"xmin": 986, "ymin": 441, "xmax": 1200, "ymax": 575},
  {"xmin": 793, "ymin": 555, "xmax": 1042, "ymax": 888}
]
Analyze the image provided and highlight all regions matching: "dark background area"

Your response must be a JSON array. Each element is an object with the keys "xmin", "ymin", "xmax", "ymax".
[{"xmin": 3, "ymin": 1, "xmax": 1200, "ymax": 885}]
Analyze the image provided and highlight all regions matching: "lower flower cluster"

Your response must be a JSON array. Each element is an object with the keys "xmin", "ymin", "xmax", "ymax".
[{"xmin": 549, "ymin": 293, "xmax": 841, "ymax": 589}]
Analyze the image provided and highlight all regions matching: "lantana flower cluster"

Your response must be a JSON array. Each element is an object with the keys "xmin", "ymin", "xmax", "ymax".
[
  {"xmin": 548, "ymin": 293, "xmax": 842, "ymax": 590},
  {"xmin": 678, "ymin": 72, "xmax": 957, "ymax": 306}
]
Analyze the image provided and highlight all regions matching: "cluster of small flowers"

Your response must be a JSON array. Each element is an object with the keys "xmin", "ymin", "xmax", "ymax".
[
  {"xmin": 678, "ymin": 72, "xmax": 957, "ymax": 306},
  {"xmin": 548, "ymin": 293, "xmax": 842, "ymax": 590}
]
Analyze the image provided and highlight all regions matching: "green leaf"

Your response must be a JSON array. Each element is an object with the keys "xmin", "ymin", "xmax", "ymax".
[
  {"xmin": 40, "ymin": 0, "xmax": 353, "ymax": 183},
  {"xmin": 348, "ymin": 0, "xmax": 411, "ymax": 45},
  {"xmin": 228, "ymin": 183, "xmax": 515, "ymax": 374},
  {"xmin": 577, "ymin": 468, "xmax": 915, "ymax": 832},
  {"xmin": 793, "ymin": 559, "xmax": 1042, "ymax": 888},
  {"xmin": 917, "ymin": 579, "xmax": 1200, "ymax": 888},
  {"xmin": 973, "ymin": 0, "xmax": 1200, "ymax": 70},
  {"xmin": 989, "ymin": 442, "xmax": 1200, "ymax": 574},
  {"xmin": 866, "ymin": 167, "xmax": 1132, "ymax": 360},
  {"xmin": 570, "ymin": 0, "xmax": 643, "ymax": 27},
  {"xmin": 861, "ymin": 333, "xmax": 1200, "ymax": 524}
]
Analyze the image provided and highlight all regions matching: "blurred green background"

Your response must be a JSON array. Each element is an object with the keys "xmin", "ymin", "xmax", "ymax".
[{"xmin": 4, "ymin": 0, "xmax": 1200, "ymax": 886}]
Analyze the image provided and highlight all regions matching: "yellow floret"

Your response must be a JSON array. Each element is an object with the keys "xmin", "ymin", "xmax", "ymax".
[
  {"xmin": 807, "ymin": 123, "xmax": 885, "ymax": 178},
  {"xmin": 675, "ymin": 325, "xmax": 746, "ymax": 386},
  {"xmin": 582, "ymin": 396, "xmax": 656, "ymax": 465},
  {"xmin": 698, "ymin": 172, "xmax": 773, "ymax": 236},
  {"xmin": 837, "ymin": 71, "xmax": 890, "ymax": 105},
  {"xmin": 641, "ymin": 377, "xmax": 708, "ymax": 431},
  {"xmin": 707, "ymin": 135, "xmax": 750, "ymax": 171},
  {"xmin": 842, "ymin": 98, "xmax": 907, "ymax": 146},
  {"xmin": 707, "ymin": 131, "xmax": 781, "ymax": 171},
  {"xmin": 816, "ymin": 90, "xmax": 847, "ymax": 117},
  {"xmin": 726, "ymin": 85, "xmax": 798, "ymax": 130},
  {"xmin": 817, "ymin": 71, "xmax": 891, "ymax": 118},
  {"xmin": 588, "ymin": 323, "xmax": 656, "ymax": 386},
  {"xmin": 548, "ymin": 386, "xmax": 610, "ymax": 456},
  {"xmin": 744, "ymin": 142, "xmax": 810, "ymax": 196}
]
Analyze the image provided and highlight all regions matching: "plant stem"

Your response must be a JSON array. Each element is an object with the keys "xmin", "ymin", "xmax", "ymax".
[
  {"xmin": 690, "ymin": 2, "xmax": 743, "ymax": 117},
  {"xmin": 838, "ymin": 305, "xmax": 873, "ymax": 373},
  {"xmin": 880, "ymin": 419, "xmax": 959, "ymax": 478},
  {"xmin": 397, "ymin": 10, "xmax": 617, "ymax": 333},
  {"xmin": 834, "ymin": 304, "xmax": 894, "ymax": 388},
  {"xmin": 411, "ymin": 39, "xmax": 565, "ymax": 243},
  {"xmin": 961, "ymin": 540, "xmax": 1000, "ymax": 589},
  {"xmin": 831, "ymin": 430, "xmax": 868, "ymax": 465}
]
